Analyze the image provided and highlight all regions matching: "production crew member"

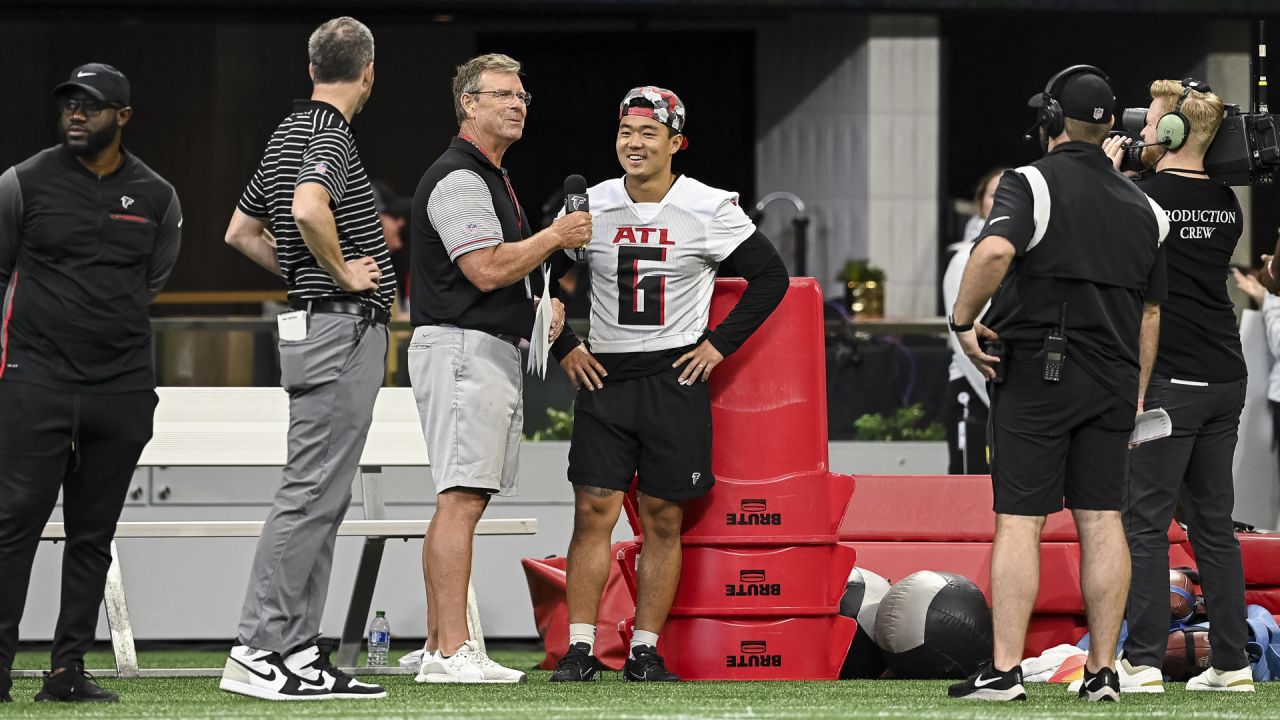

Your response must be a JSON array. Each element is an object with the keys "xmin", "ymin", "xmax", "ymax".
[
  {"xmin": 1103, "ymin": 79, "xmax": 1253, "ymax": 693},
  {"xmin": 0, "ymin": 63, "xmax": 181, "ymax": 703},
  {"xmin": 948, "ymin": 65, "xmax": 1168, "ymax": 703}
]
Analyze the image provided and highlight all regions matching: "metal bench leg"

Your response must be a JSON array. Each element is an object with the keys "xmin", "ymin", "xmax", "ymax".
[
  {"xmin": 338, "ymin": 537, "xmax": 386, "ymax": 668},
  {"xmin": 103, "ymin": 541, "xmax": 140, "ymax": 679},
  {"xmin": 466, "ymin": 581, "xmax": 485, "ymax": 655}
]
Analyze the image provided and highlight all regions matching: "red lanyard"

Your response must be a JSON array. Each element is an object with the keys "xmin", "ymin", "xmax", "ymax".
[{"xmin": 458, "ymin": 133, "xmax": 524, "ymax": 234}]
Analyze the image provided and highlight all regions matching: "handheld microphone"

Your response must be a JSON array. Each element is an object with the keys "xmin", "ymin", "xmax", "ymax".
[{"xmin": 564, "ymin": 174, "xmax": 589, "ymax": 261}]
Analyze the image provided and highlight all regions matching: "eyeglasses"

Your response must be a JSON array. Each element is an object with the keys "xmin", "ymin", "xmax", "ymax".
[
  {"xmin": 467, "ymin": 89, "xmax": 533, "ymax": 107},
  {"xmin": 57, "ymin": 97, "xmax": 121, "ymax": 117}
]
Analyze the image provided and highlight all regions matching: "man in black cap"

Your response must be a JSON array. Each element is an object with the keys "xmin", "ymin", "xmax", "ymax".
[
  {"xmin": 946, "ymin": 66, "xmax": 1168, "ymax": 703},
  {"xmin": 0, "ymin": 62, "xmax": 182, "ymax": 703}
]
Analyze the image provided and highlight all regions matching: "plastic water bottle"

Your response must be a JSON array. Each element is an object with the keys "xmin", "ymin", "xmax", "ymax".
[{"xmin": 367, "ymin": 611, "xmax": 391, "ymax": 667}]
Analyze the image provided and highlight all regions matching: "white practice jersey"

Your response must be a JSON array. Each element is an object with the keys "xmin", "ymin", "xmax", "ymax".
[{"xmin": 570, "ymin": 175, "xmax": 755, "ymax": 353}]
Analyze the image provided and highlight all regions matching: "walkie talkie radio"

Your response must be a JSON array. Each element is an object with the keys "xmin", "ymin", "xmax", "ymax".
[{"xmin": 1043, "ymin": 304, "xmax": 1067, "ymax": 382}]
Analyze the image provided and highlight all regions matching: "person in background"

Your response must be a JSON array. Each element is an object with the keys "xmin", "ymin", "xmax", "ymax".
[
  {"xmin": 0, "ymin": 62, "xmax": 181, "ymax": 704},
  {"xmin": 372, "ymin": 179, "xmax": 411, "ymax": 317},
  {"xmin": 1234, "ymin": 262, "xmax": 1280, "ymax": 476},
  {"xmin": 942, "ymin": 168, "xmax": 1006, "ymax": 473}
]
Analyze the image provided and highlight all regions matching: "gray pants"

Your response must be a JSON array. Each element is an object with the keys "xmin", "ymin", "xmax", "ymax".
[
  {"xmin": 237, "ymin": 312, "xmax": 387, "ymax": 654},
  {"xmin": 1123, "ymin": 375, "xmax": 1249, "ymax": 671}
]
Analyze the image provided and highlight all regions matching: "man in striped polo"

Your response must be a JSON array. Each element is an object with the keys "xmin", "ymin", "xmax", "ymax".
[{"xmin": 220, "ymin": 16, "xmax": 390, "ymax": 701}]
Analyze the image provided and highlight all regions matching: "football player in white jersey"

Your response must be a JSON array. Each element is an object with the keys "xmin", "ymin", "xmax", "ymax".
[{"xmin": 548, "ymin": 87, "xmax": 788, "ymax": 682}]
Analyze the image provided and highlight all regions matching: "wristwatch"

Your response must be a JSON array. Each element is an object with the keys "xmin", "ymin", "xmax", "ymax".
[{"xmin": 948, "ymin": 314, "xmax": 973, "ymax": 334}]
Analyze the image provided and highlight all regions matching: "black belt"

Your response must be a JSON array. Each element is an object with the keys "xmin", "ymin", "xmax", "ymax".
[
  {"xmin": 440, "ymin": 324, "xmax": 522, "ymax": 347},
  {"xmin": 290, "ymin": 299, "xmax": 390, "ymax": 325}
]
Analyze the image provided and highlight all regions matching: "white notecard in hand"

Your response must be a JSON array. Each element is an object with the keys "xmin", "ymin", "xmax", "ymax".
[
  {"xmin": 1130, "ymin": 408, "xmax": 1172, "ymax": 446},
  {"xmin": 527, "ymin": 264, "xmax": 553, "ymax": 378}
]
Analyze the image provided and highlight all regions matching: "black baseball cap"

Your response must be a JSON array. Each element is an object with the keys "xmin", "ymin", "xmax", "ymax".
[
  {"xmin": 1027, "ymin": 69, "xmax": 1114, "ymax": 125},
  {"xmin": 54, "ymin": 63, "xmax": 131, "ymax": 106}
]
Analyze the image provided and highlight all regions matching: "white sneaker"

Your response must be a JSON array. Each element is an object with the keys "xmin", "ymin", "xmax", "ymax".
[
  {"xmin": 219, "ymin": 645, "xmax": 329, "ymax": 701},
  {"xmin": 1187, "ymin": 666, "xmax": 1256, "ymax": 692},
  {"xmin": 413, "ymin": 650, "xmax": 444, "ymax": 683},
  {"xmin": 415, "ymin": 641, "xmax": 527, "ymax": 684},
  {"xmin": 1117, "ymin": 656, "xmax": 1164, "ymax": 693},
  {"xmin": 285, "ymin": 645, "xmax": 386, "ymax": 700},
  {"xmin": 400, "ymin": 647, "xmax": 430, "ymax": 669}
]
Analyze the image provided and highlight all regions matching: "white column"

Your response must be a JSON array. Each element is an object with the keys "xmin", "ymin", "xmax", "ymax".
[{"xmin": 864, "ymin": 15, "xmax": 940, "ymax": 317}]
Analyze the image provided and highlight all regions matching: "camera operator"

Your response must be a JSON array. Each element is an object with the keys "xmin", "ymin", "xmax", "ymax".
[
  {"xmin": 948, "ymin": 65, "xmax": 1168, "ymax": 703},
  {"xmin": 1102, "ymin": 80, "xmax": 1253, "ymax": 693}
]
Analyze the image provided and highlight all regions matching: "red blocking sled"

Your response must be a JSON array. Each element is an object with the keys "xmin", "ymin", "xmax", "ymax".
[
  {"xmin": 624, "ymin": 471, "xmax": 855, "ymax": 545},
  {"xmin": 707, "ymin": 279, "xmax": 829, "ymax": 480},
  {"xmin": 617, "ymin": 542, "xmax": 857, "ymax": 617},
  {"xmin": 522, "ymin": 542, "xmax": 636, "ymax": 671},
  {"xmin": 620, "ymin": 615, "xmax": 857, "ymax": 681}
]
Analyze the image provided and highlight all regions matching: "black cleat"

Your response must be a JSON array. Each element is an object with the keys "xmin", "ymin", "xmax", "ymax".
[
  {"xmin": 549, "ymin": 643, "xmax": 598, "ymax": 682},
  {"xmin": 34, "ymin": 665, "xmax": 119, "ymax": 703},
  {"xmin": 948, "ymin": 662, "xmax": 1027, "ymax": 701},
  {"xmin": 2, "ymin": 667, "xmax": 11, "ymax": 702},
  {"xmin": 623, "ymin": 645, "xmax": 680, "ymax": 682},
  {"xmin": 1079, "ymin": 666, "xmax": 1120, "ymax": 701}
]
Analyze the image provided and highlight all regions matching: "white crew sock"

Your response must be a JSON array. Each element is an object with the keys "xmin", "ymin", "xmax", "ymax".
[
  {"xmin": 568, "ymin": 623, "xmax": 597, "ymax": 654},
  {"xmin": 630, "ymin": 630, "xmax": 659, "ymax": 655}
]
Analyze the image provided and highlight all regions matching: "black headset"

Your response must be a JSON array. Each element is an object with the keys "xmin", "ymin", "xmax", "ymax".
[
  {"xmin": 1035, "ymin": 64, "xmax": 1111, "ymax": 139},
  {"xmin": 1156, "ymin": 78, "xmax": 1212, "ymax": 152}
]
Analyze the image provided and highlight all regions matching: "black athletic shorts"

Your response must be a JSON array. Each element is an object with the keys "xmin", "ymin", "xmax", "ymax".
[
  {"xmin": 567, "ymin": 367, "xmax": 714, "ymax": 503},
  {"xmin": 989, "ymin": 343, "xmax": 1135, "ymax": 516}
]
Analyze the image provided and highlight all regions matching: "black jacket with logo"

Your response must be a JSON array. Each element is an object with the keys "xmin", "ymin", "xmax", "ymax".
[{"xmin": 0, "ymin": 145, "xmax": 182, "ymax": 393}]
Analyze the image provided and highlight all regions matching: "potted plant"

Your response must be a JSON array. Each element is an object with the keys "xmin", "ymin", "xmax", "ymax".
[{"xmin": 837, "ymin": 259, "xmax": 886, "ymax": 319}]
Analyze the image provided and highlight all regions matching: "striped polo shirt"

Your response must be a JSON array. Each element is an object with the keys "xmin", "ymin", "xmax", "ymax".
[{"xmin": 238, "ymin": 99, "xmax": 394, "ymax": 311}]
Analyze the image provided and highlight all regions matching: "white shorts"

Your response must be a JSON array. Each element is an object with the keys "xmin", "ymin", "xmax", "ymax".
[{"xmin": 407, "ymin": 325, "xmax": 522, "ymax": 496}]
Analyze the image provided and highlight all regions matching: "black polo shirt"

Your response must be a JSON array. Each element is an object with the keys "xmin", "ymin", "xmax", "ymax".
[
  {"xmin": 978, "ymin": 142, "xmax": 1169, "ymax": 406},
  {"xmin": 0, "ymin": 145, "xmax": 181, "ymax": 393},
  {"xmin": 410, "ymin": 136, "xmax": 534, "ymax": 338},
  {"xmin": 1134, "ymin": 172, "xmax": 1245, "ymax": 382}
]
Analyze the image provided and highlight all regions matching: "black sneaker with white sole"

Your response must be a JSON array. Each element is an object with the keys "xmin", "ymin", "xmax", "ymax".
[
  {"xmin": 948, "ymin": 662, "xmax": 1027, "ymax": 701},
  {"xmin": 289, "ymin": 643, "xmax": 386, "ymax": 699},
  {"xmin": 549, "ymin": 643, "xmax": 599, "ymax": 682},
  {"xmin": 219, "ymin": 645, "xmax": 329, "ymax": 701},
  {"xmin": 33, "ymin": 665, "xmax": 119, "ymax": 703},
  {"xmin": 1079, "ymin": 666, "xmax": 1120, "ymax": 702},
  {"xmin": 623, "ymin": 646, "xmax": 680, "ymax": 682}
]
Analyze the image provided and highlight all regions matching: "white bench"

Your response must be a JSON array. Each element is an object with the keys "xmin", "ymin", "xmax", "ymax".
[{"xmin": 31, "ymin": 387, "xmax": 536, "ymax": 678}]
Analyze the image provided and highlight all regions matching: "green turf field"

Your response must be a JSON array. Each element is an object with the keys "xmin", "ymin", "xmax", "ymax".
[{"xmin": 7, "ymin": 646, "xmax": 1278, "ymax": 719}]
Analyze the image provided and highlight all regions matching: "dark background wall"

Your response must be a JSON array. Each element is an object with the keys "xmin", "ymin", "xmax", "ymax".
[{"xmin": 4, "ymin": 4, "xmax": 1280, "ymax": 292}]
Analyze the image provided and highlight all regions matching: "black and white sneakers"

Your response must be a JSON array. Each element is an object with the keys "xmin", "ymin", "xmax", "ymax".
[
  {"xmin": 1078, "ymin": 666, "xmax": 1121, "ymax": 702},
  {"xmin": 948, "ymin": 662, "xmax": 1027, "ymax": 701},
  {"xmin": 33, "ymin": 665, "xmax": 119, "ymax": 703},
  {"xmin": 622, "ymin": 645, "xmax": 680, "ymax": 682},
  {"xmin": 290, "ymin": 644, "xmax": 387, "ymax": 699},
  {"xmin": 549, "ymin": 643, "xmax": 599, "ymax": 682},
  {"xmin": 220, "ymin": 644, "xmax": 385, "ymax": 701},
  {"xmin": 221, "ymin": 645, "xmax": 327, "ymax": 701}
]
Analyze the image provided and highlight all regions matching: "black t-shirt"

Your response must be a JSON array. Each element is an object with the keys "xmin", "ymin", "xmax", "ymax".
[
  {"xmin": 1135, "ymin": 172, "xmax": 1245, "ymax": 382},
  {"xmin": 978, "ymin": 143, "xmax": 1169, "ymax": 406}
]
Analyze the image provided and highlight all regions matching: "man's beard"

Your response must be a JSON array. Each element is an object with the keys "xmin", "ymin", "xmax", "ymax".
[{"xmin": 60, "ymin": 120, "xmax": 117, "ymax": 158}]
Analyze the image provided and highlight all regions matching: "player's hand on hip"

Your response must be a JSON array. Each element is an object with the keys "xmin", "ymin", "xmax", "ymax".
[
  {"xmin": 548, "ymin": 298, "xmax": 566, "ymax": 344},
  {"xmin": 551, "ymin": 212, "xmax": 593, "ymax": 250},
  {"xmin": 958, "ymin": 324, "xmax": 1000, "ymax": 381},
  {"xmin": 337, "ymin": 256, "xmax": 381, "ymax": 292},
  {"xmin": 560, "ymin": 345, "xmax": 607, "ymax": 390},
  {"xmin": 673, "ymin": 340, "xmax": 725, "ymax": 385}
]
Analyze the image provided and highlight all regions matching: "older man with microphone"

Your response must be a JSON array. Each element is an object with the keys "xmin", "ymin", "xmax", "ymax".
[{"xmin": 407, "ymin": 52, "xmax": 590, "ymax": 683}]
